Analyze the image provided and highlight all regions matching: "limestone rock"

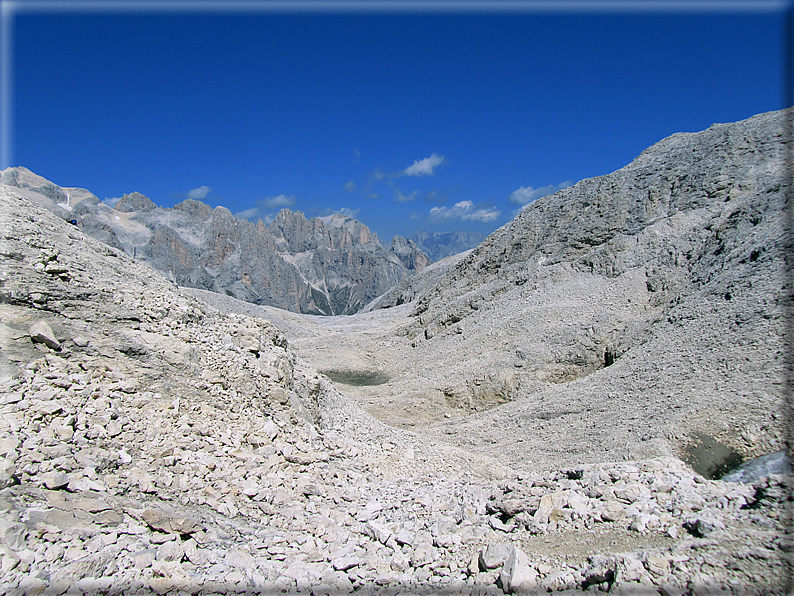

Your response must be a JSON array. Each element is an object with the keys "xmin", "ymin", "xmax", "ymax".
[
  {"xmin": 499, "ymin": 545, "xmax": 537, "ymax": 593},
  {"xmin": 28, "ymin": 320, "xmax": 60, "ymax": 350}
]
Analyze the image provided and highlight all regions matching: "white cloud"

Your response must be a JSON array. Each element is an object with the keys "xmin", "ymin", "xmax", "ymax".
[
  {"xmin": 103, "ymin": 196, "xmax": 122, "ymax": 207},
  {"xmin": 319, "ymin": 207, "xmax": 361, "ymax": 221},
  {"xmin": 509, "ymin": 181, "xmax": 573, "ymax": 206},
  {"xmin": 429, "ymin": 200, "xmax": 500, "ymax": 223},
  {"xmin": 403, "ymin": 153, "xmax": 446, "ymax": 176},
  {"xmin": 187, "ymin": 185, "xmax": 212, "ymax": 200},
  {"xmin": 337, "ymin": 207, "xmax": 360, "ymax": 219},
  {"xmin": 263, "ymin": 194, "xmax": 295, "ymax": 209},
  {"xmin": 392, "ymin": 187, "xmax": 418, "ymax": 203},
  {"xmin": 234, "ymin": 194, "xmax": 295, "ymax": 221},
  {"xmin": 235, "ymin": 207, "xmax": 260, "ymax": 220},
  {"xmin": 344, "ymin": 180, "xmax": 356, "ymax": 192}
]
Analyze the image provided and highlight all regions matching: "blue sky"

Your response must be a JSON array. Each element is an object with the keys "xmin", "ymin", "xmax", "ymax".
[{"xmin": 3, "ymin": 1, "xmax": 791, "ymax": 243}]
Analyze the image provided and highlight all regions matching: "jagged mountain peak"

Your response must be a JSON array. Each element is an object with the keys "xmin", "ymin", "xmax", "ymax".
[
  {"xmin": 114, "ymin": 191, "xmax": 157, "ymax": 213},
  {"xmin": 0, "ymin": 171, "xmax": 429, "ymax": 315}
]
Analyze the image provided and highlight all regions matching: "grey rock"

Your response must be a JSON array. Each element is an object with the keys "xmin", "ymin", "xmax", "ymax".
[
  {"xmin": 0, "ymin": 518, "xmax": 27, "ymax": 550},
  {"xmin": 4, "ymin": 169, "xmax": 430, "ymax": 315},
  {"xmin": 29, "ymin": 321, "xmax": 60, "ymax": 350},
  {"xmin": 332, "ymin": 555, "xmax": 361, "ymax": 571},
  {"xmin": 479, "ymin": 543, "xmax": 511, "ymax": 570},
  {"xmin": 721, "ymin": 450, "xmax": 792, "ymax": 483},
  {"xmin": 40, "ymin": 471, "xmax": 70, "ymax": 490},
  {"xmin": 156, "ymin": 539, "xmax": 184, "ymax": 562}
]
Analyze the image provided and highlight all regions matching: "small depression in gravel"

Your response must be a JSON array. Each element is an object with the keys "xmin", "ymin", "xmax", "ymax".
[{"xmin": 321, "ymin": 370, "xmax": 390, "ymax": 387}]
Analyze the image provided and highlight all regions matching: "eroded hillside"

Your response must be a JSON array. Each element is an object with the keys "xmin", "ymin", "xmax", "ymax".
[
  {"xmin": 0, "ymin": 108, "xmax": 791, "ymax": 595},
  {"xmin": 219, "ymin": 109, "xmax": 790, "ymax": 475}
]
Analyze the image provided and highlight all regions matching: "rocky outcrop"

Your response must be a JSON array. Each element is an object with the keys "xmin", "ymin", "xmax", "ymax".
[
  {"xmin": 0, "ymin": 171, "xmax": 430, "ymax": 316},
  {"xmin": 388, "ymin": 235, "xmax": 432, "ymax": 272},
  {"xmin": 114, "ymin": 191, "xmax": 157, "ymax": 213},
  {"xmin": 1, "ymin": 186, "xmax": 790, "ymax": 594},
  {"xmin": 362, "ymin": 250, "xmax": 471, "ymax": 311}
]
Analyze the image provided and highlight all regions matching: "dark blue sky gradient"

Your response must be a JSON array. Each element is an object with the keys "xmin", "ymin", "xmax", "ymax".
[{"xmin": 10, "ymin": 6, "xmax": 789, "ymax": 241}]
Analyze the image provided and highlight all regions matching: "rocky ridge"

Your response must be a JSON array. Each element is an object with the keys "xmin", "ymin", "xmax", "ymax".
[
  {"xmin": 0, "ymin": 167, "xmax": 430, "ymax": 316},
  {"xmin": 1, "ymin": 169, "xmax": 791, "ymax": 592}
]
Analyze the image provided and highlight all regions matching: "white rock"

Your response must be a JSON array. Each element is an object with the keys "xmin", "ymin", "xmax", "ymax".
[
  {"xmin": 498, "ymin": 546, "xmax": 537, "ymax": 593},
  {"xmin": 29, "ymin": 320, "xmax": 60, "ymax": 350}
]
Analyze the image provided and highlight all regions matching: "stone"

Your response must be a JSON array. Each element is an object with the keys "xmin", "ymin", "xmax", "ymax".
[
  {"xmin": 72, "ymin": 335, "xmax": 89, "ymax": 347},
  {"xmin": 0, "ymin": 438, "xmax": 19, "ymax": 456},
  {"xmin": 499, "ymin": 546, "xmax": 537, "ymax": 593},
  {"xmin": 225, "ymin": 548, "xmax": 255, "ymax": 571},
  {"xmin": 600, "ymin": 500, "xmax": 626, "ymax": 522},
  {"xmin": 156, "ymin": 539, "xmax": 185, "ymax": 562},
  {"xmin": 149, "ymin": 560, "xmax": 191, "ymax": 594},
  {"xmin": 0, "ymin": 518, "xmax": 27, "ymax": 550},
  {"xmin": 366, "ymin": 520, "xmax": 392, "ymax": 545},
  {"xmin": 131, "ymin": 548, "xmax": 157, "ymax": 569},
  {"xmin": 29, "ymin": 321, "xmax": 60, "ymax": 350},
  {"xmin": 684, "ymin": 515, "xmax": 725, "ymax": 538},
  {"xmin": 479, "ymin": 543, "xmax": 511, "ymax": 570},
  {"xmin": 332, "ymin": 555, "xmax": 361, "ymax": 571}
]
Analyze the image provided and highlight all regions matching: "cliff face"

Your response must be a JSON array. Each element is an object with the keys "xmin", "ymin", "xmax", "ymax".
[{"xmin": 0, "ymin": 169, "xmax": 429, "ymax": 315}]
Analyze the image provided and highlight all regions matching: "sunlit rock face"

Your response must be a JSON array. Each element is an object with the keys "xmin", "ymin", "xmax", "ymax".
[{"xmin": 0, "ymin": 168, "xmax": 430, "ymax": 315}]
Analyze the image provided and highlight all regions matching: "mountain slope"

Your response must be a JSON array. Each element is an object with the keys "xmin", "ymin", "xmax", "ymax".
[
  {"xmin": 0, "ymin": 168, "xmax": 429, "ymax": 315},
  {"xmin": 280, "ymin": 108, "xmax": 789, "ymax": 473},
  {"xmin": 1, "ymin": 114, "xmax": 791, "ymax": 593}
]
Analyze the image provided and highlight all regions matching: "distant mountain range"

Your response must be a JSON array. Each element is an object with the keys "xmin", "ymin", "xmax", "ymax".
[
  {"xmin": 407, "ymin": 230, "xmax": 485, "ymax": 261},
  {"xmin": 0, "ymin": 167, "xmax": 430, "ymax": 315}
]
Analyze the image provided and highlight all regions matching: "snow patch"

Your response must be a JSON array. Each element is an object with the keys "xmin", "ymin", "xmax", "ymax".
[{"xmin": 56, "ymin": 190, "xmax": 71, "ymax": 212}]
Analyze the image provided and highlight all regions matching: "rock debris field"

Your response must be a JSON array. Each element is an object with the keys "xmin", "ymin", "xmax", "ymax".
[{"xmin": 1, "ymin": 108, "xmax": 793, "ymax": 595}]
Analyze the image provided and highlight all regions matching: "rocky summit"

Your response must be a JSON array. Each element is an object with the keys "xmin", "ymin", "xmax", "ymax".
[
  {"xmin": 0, "ymin": 107, "xmax": 792, "ymax": 596},
  {"xmin": 0, "ymin": 167, "xmax": 430, "ymax": 316}
]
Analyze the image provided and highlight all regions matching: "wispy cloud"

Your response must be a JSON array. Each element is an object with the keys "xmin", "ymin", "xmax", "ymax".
[
  {"xmin": 390, "ymin": 183, "xmax": 418, "ymax": 203},
  {"xmin": 235, "ymin": 207, "xmax": 260, "ymax": 220},
  {"xmin": 429, "ymin": 200, "xmax": 500, "ymax": 223},
  {"xmin": 509, "ymin": 181, "xmax": 573, "ymax": 206},
  {"xmin": 103, "ymin": 196, "xmax": 122, "ymax": 207},
  {"xmin": 319, "ymin": 207, "xmax": 361, "ymax": 220},
  {"xmin": 336, "ymin": 207, "xmax": 360, "ymax": 219},
  {"xmin": 234, "ymin": 194, "xmax": 296, "ymax": 221},
  {"xmin": 363, "ymin": 168, "xmax": 386, "ymax": 192},
  {"xmin": 187, "ymin": 185, "xmax": 212, "ymax": 200},
  {"xmin": 263, "ymin": 194, "xmax": 295, "ymax": 209},
  {"xmin": 403, "ymin": 153, "xmax": 446, "ymax": 177},
  {"xmin": 344, "ymin": 180, "xmax": 356, "ymax": 192}
]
